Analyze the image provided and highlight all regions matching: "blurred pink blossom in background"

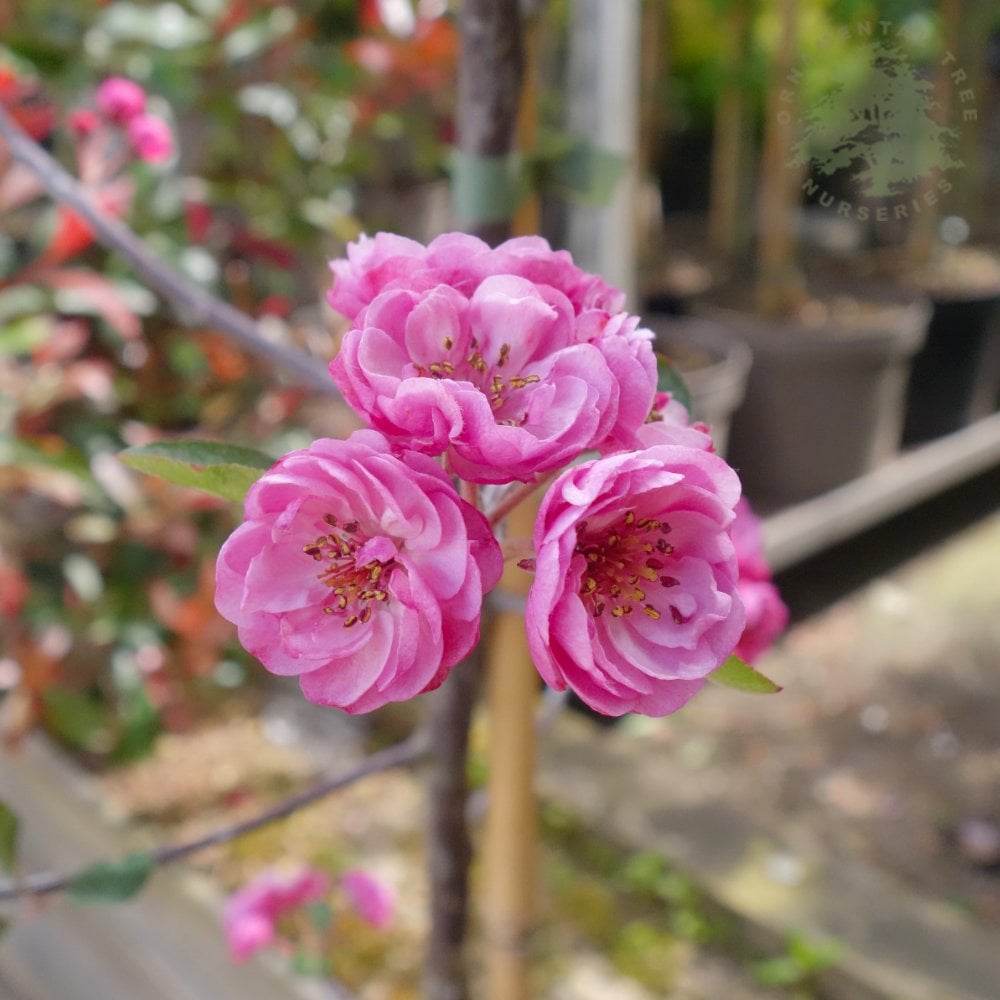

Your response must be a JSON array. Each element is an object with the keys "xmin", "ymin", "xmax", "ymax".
[
  {"xmin": 95, "ymin": 76, "xmax": 146, "ymax": 123},
  {"xmin": 340, "ymin": 868, "xmax": 396, "ymax": 930},
  {"xmin": 126, "ymin": 113, "xmax": 174, "ymax": 163},
  {"xmin": 730, "ymin": 497, "xmax": 789, "ymax": 663},
  {"xmin": 223, "ymin": 866, "xmax": 329, "ymax": 962}
]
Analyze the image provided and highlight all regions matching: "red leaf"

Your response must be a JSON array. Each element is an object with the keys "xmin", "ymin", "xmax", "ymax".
[
  {"xmin": 41, "ymin": 178, "xmax": 133, "ymax": 266},
  {"xmin": 46, "ymin": 207, "xmax": 96, "ymax": 262}
]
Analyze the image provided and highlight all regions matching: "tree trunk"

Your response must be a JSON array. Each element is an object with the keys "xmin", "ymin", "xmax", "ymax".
[
  {"xmin": 454, "ymin": 0, "xmax": 524, "ymax": 246},
  {"xmin": 755, "ymin": 0, "xmax": 806, "ymax": 317},
  {"xmin": 423, "ymin": 6, "xmax": 525, "ymax": 998},
  {"xmin": 906, "ymin": 0, "xmax": 961, "ymax": 266},
  {"xmin": 708, "ymin": 1, "xmax": 752, "ymax": 262}
]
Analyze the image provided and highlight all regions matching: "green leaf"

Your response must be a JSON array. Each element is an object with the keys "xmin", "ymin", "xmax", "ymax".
[
  {"xmin": 305, "ymin": 900, "xmax": 333, "ymax": 933},
  {"xmin": 119, "ymin": 441, "xmax": 274, "ymax": 503},
  {"xmin": 68, "ymin": 853, "xmax": 154, "ymax": 904},
  {"xmin": 0, "ymin": 315, "xmax": 52, "ymax": 356},
  {"xmin": 655, "ymin": 354, "xmax": 693, "ymax": 415},
  {"xmin": 0, "ymin": 802, "xmax": 18, "ymax": 873},
  {"xmin": 708, "ymin": 656, "xmax": 782, "ymax": 694},
  {"xmin": 42, "ymin": 688, "xmax": 108, "ymax": 752}
]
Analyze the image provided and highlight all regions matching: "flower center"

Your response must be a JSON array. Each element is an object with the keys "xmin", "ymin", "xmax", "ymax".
[
  {"xmin": 575, "ymin": 510, "xmax": 688, "ymax": 623},
  {"xmin": 412, "ymin": 337, "xmax": 540, "ymax": 425},
  {"xmin": 302, "ymin": 514, "xmax": 395, "ymax": 628}
]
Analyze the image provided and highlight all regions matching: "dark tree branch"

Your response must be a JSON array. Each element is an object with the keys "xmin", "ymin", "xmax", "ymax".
[
  {"xmin": 456, "ymin": 0, "xmax": 524, "ymax": 247},
  {"xmin": 421, "ymin": 651, "xmax": 484, "ymax": 1000},
  {"xmin": 0, "ymin": 733, "xmax": 427, "ymax": 903},
  {"xmin": 418, "ymin": 5, "xmax": 526, "ymax": 997},
  {"xmin": 0, "ymin": 104, "xmax": 340, "ymax": 397}
]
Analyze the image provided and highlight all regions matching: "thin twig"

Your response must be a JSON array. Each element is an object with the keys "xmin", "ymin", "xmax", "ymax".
[
  {"xmin": 0, "ymin": 732, "xmax": 428, "ymax": 903},
  {"xmin": 487, "ymin": 473, "xmax": 551, "ymax": 527},
  {"xmin": 0, "ymin": 104, "xmax": 340, "ymax": 397}
]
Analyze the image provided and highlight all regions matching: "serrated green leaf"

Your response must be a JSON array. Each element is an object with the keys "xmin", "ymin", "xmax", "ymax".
[
  {"xmin": 708, "ymin": 656, "xmax": 782, "ymax": 694},
  {"xmin": 0, "ymin": 802, "xmax": 18, "ymax": 873},
  {"xmin": 655, "ymin": 354, "xmax": 693, "ymax": 415},
  {"xmin": 68, "ymin": 853, "xmax": 154, "ymax": 904},
  {"xmin": 119, "ymin": 441, "xmax": 274, "ymax": 503}
]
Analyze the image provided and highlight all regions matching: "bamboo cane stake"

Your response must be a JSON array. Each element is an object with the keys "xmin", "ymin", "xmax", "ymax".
[
  {"xmin": 481, "ymin": 8, "xmax": 542, "ymax": 997},
  {"xmin": 482, "ymin": 496, "xmax": 539, "ymax": 1000},
  {"xmin": 423, "ymin": 2, "xmax": 524, "ymax": 997}
]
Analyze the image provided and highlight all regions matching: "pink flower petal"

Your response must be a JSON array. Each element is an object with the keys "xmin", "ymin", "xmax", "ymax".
[{"xmin": 340, "ymin": 869, "xmax": 396, "ymax": 930}]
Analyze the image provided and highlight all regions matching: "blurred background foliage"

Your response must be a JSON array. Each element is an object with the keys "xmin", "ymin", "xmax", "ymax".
[{"xmin": 0, "ymin": 0, "xmax": 460, "ymax": 761}]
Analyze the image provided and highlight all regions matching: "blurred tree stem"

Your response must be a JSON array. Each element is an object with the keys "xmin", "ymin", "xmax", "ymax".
[
  {"xmin": 755, "ymin": 0, "xmax": 806, "ymax": 317},
  {"xmin": 708, "ymin": 1, "xmax": 753, "ymax": 261},
  {"xmin": 906, "ymin": 0, "xmax": 961, "ymax": 267},
  {"xmin": 483, "ymin": 498, "xmax": 538, "ymax": 1000},
  {"xmin": 454, "ymin": 0, "xmax": 524, "ymax": 247},
  {"xmin": 423, "ymin": 3, "xmax": 525, "ymax": 998}
]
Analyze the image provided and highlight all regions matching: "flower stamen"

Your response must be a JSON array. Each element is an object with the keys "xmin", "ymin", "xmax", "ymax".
[
  {"xmin": 306, "ymin": 516, "xmax": 396, "ymax": 628},
  {"xmin": 575, "ymin": 509, "xmax": 676, "ymax": 621}
]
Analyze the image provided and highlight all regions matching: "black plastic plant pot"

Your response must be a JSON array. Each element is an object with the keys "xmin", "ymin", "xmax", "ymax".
[
  {"xmin": 707, "ymin": 299, "xmax": 929, "ymax": 509},
  {"xmin": 901, "ymin": 292, "xmax": 1000, "ymax": 445}
]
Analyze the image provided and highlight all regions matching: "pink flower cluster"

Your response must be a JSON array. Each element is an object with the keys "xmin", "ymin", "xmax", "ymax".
[
  {"xmin": 69, "ymin": 76, "xmax": 174, "ymax": 164},
  {"xmin": 222, "ymin": 866, "xmax": 396, "ymax": 962},
  {"xmin": 215, "ymin": 233, "xmax": 775, "ymax": 717}
]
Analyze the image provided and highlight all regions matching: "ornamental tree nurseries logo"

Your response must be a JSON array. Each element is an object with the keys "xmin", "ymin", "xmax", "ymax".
[{"xmin": 791, "ymin": 22, "xmax": 976, "ymax": 222}]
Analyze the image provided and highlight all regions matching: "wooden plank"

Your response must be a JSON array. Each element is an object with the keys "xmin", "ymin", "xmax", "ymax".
[{"xmin": 762, "ymin": 412, "xmax": 1000, "ymax": 573}]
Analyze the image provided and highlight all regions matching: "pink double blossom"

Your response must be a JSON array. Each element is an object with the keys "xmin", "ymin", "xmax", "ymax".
[
  {"xmin": 214, "ymin": 430, "xmax": 502, "ymax": 713},
  {"xmin": 525, "ymin": 443, "xmax": 745, "ymax": 717},
  {"xmin": 327, "ymin": 233, "xmax": 656, "ymax": 483},
  {"xmin": 340, "ymin": 868, "xmax": 396, "ymax": 930},
  {"xmin": 223, "ymin": 867, "xmax": 329, "ymax": 962}
]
